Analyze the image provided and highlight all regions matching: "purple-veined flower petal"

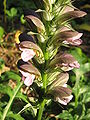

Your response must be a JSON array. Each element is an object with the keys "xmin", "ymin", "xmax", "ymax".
[
  {"xmin": 56, "ymin": 10, "xmax": 87, "ymax": 24},
  {"xmin": 48, "ymin": 85, "xmax": 73, "ymax": 105},
  {"xmin": 19, "ymin": 41, "xmax": 45, "ymax": 64},
  {"xmin": 69, "ymin": 61, "xmax": 80, "ymax": 68},
  {"xmin": 67, "ymin": 33, "xmax": 83, "ymax": 41},
  {"xmin": 63, "ymin": 6, "xmax": 74, "ymax": 14},
  {"xmin": 56, "ymin": 97, "xmax": 67, "ymax": 105},
  {"xmin": 51, "ymin": 30, "xmax": 83, "ymax": 46},
  {"xmin": 49, "ymin": 53, "xmax": 80, "ymax": 71},
  {"xmin": 21, "ymin": 49, "xmax": 35, "ymax": 62},
  {"xmin": 25, "ymin": 15, "xmax": 45, "ymax": 32},
  {"xmin": 63, "ymin": 39, "xmax": 82, "ymax": 46},
  {"xmin": 47, "ymin": 73, "xmax": 69, "ymax": 90}
]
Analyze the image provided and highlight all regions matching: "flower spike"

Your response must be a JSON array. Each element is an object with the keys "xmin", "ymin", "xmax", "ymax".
[{"xmin": 16, "ymin": 1, "xmax": 87, "ymax": 118}]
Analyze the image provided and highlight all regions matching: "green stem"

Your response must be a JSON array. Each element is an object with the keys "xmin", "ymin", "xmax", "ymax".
[
  {"xmin": 2, "ymin": 81, "xmax": 23, "ymax": 120},
  {"xmin": 37, "ymin": 19, "xmax": 49, "ymax": 120},
  {"xmin": 37, "ymin": 99, "xmax": 46, "ymax": 120},
  {"xmin": 37, "ymin": 68, "xmax": 47, "ymax": 120},
  {"xmin": 3, "ymin": 0, "xmax": 7, "ymax": 24},
  {"xmin": 42, "ymin": 73, "xmax": 47, "ymax": 90}
]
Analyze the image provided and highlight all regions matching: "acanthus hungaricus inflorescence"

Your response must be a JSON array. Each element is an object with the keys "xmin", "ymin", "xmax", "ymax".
[{"xmin": 17, "ymin": 1, "xmax": 87, "ymax": 119}]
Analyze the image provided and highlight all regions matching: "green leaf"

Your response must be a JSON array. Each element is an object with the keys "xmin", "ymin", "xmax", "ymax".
[
  {"xmin": 0, "ymin": 111, "xmax": 2, "ymax": 119},
  {"xmin": 10, "ymin": 8, "xmax": 17, "ymax": 17},
  {"xmin": 16, "ymin": 92, "xmax": 29, "ymax": 103},
  {"xmin": 0, "ymin": 84, "xmax": 13, "ymax": 97},
  {"xmin": 18, "ymin": 103, "xmax": 37, "ymax": 117},
  {"xmin": 82, "ymin": 113, "xmax": 90, "ymax": 120},
  {"xmin": 6, "ymin": 8, "xmax": 17, "ymax": 18},
  {"xmin": 7, "ymin": 111, "xmax": 24, "ymax": 120},
  {"xmin": 1, "ymin": 82, "xmax": 23, "ymax": 120},
  {"xmin": 0, "ymin": 58, "xmax": 5, "ymax": 69},
  {"xmin": 6, "ymin": 10, "xmax": 11, "ymax": 17},
  {"xmin": 79, "ymin": 86, "xmax": 90, "ymax": 97},
  {"xmin": 69, "ymin": 48, "xmax": 87, "ymax": 64},
  {"xmin": 0, "ymin": 71, "xmax": 21, "ymax": 82},
  {"xmin": 56, "ymin": 110, "xmax": 73, "ymax": 120},
  {"xmin": 83, "ymin": 92, "xmax": 90, "ymax": 103},
  {"xmin": 74, "ymin": 63, "xmax": 90, "ymax": 77}
]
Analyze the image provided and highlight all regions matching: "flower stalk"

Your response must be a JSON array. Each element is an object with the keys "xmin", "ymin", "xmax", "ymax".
[
  {"xmin": 37, "ymin": 73, "xmax": 47, "ymax": 120},
  {"xmin": 37, "ymin": 52, "xmax": 48, "ymax": 120}
]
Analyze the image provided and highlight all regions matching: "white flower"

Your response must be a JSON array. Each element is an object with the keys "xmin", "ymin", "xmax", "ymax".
[
  {"xmin": 21, "ymin": 49, "xmax": 35, "ymax": 62},
  {"xmin": 20, "ymin": 70, "xmax": 35, "ymax": 86}
]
